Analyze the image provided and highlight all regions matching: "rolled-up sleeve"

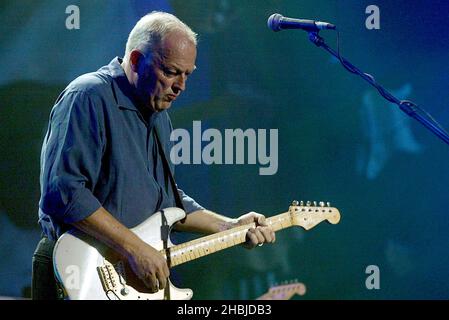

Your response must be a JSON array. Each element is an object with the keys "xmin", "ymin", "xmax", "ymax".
[
  {"xmin": 177, "ymin": 187, "xmax": 205, "ymax": 214},
  {"xmin": 39, "ymin": 90, "xmax": 104, "ymax": 224}
]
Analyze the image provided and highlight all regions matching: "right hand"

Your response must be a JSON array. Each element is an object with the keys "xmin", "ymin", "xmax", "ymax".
[{"xmin": 126, "ymin": 241, "xmax": 170, "ymax": 293}]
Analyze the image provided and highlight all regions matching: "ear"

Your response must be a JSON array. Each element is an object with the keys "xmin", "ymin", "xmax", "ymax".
[{"xmin": 129, "ymin": 50, "xmax": 146, "ymax": 73}]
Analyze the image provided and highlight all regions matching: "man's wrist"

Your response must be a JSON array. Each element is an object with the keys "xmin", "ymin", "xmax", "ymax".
[{"xmin": 216, "ymin": 219, "xmax": 239, "ymax": 232}]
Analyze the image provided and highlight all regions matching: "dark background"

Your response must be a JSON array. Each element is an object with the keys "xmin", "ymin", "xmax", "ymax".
[{"xmin": 1, "ymin": 0, "xmax": 448, "ymax": 299}]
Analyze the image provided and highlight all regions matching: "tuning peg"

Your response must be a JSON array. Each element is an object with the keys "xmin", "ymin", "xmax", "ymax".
[
  {"xmin": 300, "ymin": 200, "xmax": 304, "ymax": 206},
  {"xmin": 291, "ymin": 200, "xmax": 299, "ymax": 206},
  {"xmin": 319, "ymin": 201, "xmax": 325, "ymax": 207},
  {"xmin": 306, "ymin": 201, "xmax": 311, "ymax": 206},
  {"xmin": 326, "ymin": 202, "xmax": 331, "ymax": 207},
  {"xmin": 313, "ymin": 201, "xmax": 317, "ymax": 206}
]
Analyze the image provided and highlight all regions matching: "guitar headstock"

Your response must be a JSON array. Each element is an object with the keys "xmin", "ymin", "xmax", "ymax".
[
  {"xmin": 257, "ymin": 280, "xmax": 306, "ymax": 300},
  {"xmin": 289, "ymin": 200, "xmax": 341, "ymax": 230}
]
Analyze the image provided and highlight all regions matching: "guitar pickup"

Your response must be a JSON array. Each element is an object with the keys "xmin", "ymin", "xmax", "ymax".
[{"xmin": 97, "ymin": 263, "xmax": 117, "ymax": 292}]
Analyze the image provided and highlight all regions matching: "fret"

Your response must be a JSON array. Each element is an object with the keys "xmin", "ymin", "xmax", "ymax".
[
  {"xmin": 181, "ymin": 250, "xmax": 188, "ymax": 263},
  {"xmin": 232, "ymin": 232, "xmax": 240, "ymax": 245},
  {"xmin": 176, "ymin": 249, "xmax": 185, "ymax": 262},
  {"xmin": 168, "ymin": 211, "xmax": 293, "ymax": 267},
  {"xmin": 187, "ymin": 248, "xmax": 195, "ymax": 260},
  {"xmin": 216, "ymin": 238, "xmax": 224, "ymax": 250},
  {"xmin": 207, "ymin": 245, "xmax": 215, "ymax": 255},
  {"xmin": 175, "ymin": 255, "xmax": 182, "ymax": 266},
  {"xmin": 197, "ymin": 244, "xmax": 206, "ymax": 257},
  {"xmin": 172, "ymin": 255, "xmax": 179, "ymax": 266}
]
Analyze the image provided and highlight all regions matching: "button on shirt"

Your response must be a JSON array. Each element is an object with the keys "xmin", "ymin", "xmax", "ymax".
[{"xmin": 38, "ymin": 57, "xmax": 204, "ymax": 240}]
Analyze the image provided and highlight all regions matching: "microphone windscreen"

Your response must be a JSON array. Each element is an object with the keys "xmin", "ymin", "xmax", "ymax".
[{"xmin": 267, "ymin": 13, "xmax": 283, "ymax": 32}]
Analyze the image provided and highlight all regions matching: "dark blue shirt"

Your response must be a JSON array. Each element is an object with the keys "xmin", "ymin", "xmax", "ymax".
[{"xmin": 38, "ymin": 57, "xmax": 204, "ymax": 240}]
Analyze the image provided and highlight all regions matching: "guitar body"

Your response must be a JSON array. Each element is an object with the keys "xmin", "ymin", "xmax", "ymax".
[{"xmin": 53, "ymin": 207, "xmax": 193, "ymax": 300}]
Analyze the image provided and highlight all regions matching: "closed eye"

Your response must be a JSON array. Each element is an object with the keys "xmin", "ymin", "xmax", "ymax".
[
  {"xmin": 163, "ymin": 68, "xmax": 178, "ymax": 77},
  {"xmin": 161, "ymin": 64, "xmax": 194, "ymax": 78}
]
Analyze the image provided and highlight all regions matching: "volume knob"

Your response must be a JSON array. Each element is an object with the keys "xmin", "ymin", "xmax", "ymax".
[{"xmin": 121, "ymin": 287, "xmax": 130, "ymax": 296}]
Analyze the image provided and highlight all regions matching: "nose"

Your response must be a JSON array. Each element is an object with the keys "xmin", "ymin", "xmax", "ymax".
[{"xmin": 173, "ymin": 74, "xmax": 186, "ymax": 94}]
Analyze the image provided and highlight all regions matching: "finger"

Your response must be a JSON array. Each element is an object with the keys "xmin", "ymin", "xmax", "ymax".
[
  {"xmin": 143, "ymin": 274, "xmax": 159, "ymax": 293},
  {"xmin": 157, "ymin": 258, "xmax": 170, "ymax": 279},
  {"xmin": 262, "ymin": 227, "xmax": 276, "ymax": 243},
  {"xmin": 142, "ymin": 277, "xmax": 152, "ymax": 289},
  {"xmin": 156, "ymin": 271, "xmax": 168, "ymax": 291},
  {"xmin": 257, "ymin": 215, "xmax": 267, "ymax": 226},
  {"xmin": 253, "ymin": 227, "xmax": 266, "ymax": 244},
  {"xmin": 246, "ymin": 228, "xmax": 259, "ymax": 247},
  {"xmin": 258, "ymin": 226, "xmax": 274, "ymax": 243},
  {"xmin": 150, "ymin": 274, "xmax": 160, "ymax": 293}
]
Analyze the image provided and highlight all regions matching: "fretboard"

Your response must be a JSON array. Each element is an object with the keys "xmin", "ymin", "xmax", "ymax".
[{"xmin": 164, "ymin": 211, "xmax": 292, "ymax": 267}]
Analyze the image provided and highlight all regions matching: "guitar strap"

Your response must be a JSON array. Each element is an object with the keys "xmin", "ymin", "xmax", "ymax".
[
  {"xmin": 153, "ymin": 128, "xmax": 185, "ymax": 212},
  {"xmin": 154, "ymin": 128, "xmax": 183, "ymax": 300},
  {"xmin": 153, "ymin": 127, "xmax": 185, "ymax": 211}
]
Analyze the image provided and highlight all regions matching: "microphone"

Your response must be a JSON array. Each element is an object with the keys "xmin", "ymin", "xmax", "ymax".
[{"xmin": 267, "ymin": 13, "xmax": 336, "ymax": 32}]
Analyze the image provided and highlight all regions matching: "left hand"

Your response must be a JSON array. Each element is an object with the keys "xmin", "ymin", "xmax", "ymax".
[{"xmin": 235, "ymin": 212, "xmax": 276, "ymax": 249}]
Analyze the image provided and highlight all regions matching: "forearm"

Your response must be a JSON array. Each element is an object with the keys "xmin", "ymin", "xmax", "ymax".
[
  {"xmin": 173, "ymin": 209, "xmax": 237, "ymax": 234},
  {"xmin": 71, "ymin": 207, "xmax": 145, "ymax": 258},
  {"xmin": 72, "ymin": 207, "xmax": 170, "ymax": 292}
]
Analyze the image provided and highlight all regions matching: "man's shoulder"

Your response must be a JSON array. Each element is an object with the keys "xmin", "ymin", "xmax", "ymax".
[
  {"xmin": 65, "ymin": 67, "xmax": 112, "ymax": 97},
  {"xmin": 51, "ymin": 66, "xmax": 116, "ymax": 117}
]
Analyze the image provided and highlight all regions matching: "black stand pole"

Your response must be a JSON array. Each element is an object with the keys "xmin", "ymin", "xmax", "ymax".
[{"xmin": 307, "ymin": 31, "xmax": 449, "ymax": 146}]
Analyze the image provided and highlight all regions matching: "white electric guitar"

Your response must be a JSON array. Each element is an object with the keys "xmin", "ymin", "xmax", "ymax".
[{"xmin": 53, "ymin": 200, "xmax": 340, "ymax": 300}]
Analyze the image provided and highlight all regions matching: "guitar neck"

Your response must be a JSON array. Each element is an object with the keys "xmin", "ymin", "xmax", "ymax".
[{"xmin": 165, "ymin": 212, "xmax": 292, "ymax": 267}]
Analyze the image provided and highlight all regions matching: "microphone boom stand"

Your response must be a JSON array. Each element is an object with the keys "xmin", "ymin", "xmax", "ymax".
[{"xmin": 307, "ymin": 31, "xmax": 449, "ymax": 146}]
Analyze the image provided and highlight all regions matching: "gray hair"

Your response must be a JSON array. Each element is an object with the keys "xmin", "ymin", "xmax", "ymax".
[{"xmin": 124, "ymin": 11, "xmax": 197, "ymax": 62}]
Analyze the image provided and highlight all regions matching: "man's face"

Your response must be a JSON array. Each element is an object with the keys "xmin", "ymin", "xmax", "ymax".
[{"xmin": 135, "ymin": 32, "xmax": 197, "ymax": 112}]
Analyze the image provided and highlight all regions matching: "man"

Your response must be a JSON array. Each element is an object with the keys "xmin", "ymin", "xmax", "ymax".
[{"xmin": 32, "ymin": 11, "xmax": 275, "ymax": 300}]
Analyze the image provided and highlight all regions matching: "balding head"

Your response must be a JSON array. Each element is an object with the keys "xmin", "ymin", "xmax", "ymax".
[{"xmin": 124, "ymin": 11, "xmax": 197, "ymax": 62}]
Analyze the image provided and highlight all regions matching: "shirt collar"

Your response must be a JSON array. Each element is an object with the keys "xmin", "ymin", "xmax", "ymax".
[
  {"xmin": 108, "ymin": 57, "xmax": 138, "ymax": 111},
  {"xmin": 108, "ymin": 57, "xmax": 161, "ymax": 124}
]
